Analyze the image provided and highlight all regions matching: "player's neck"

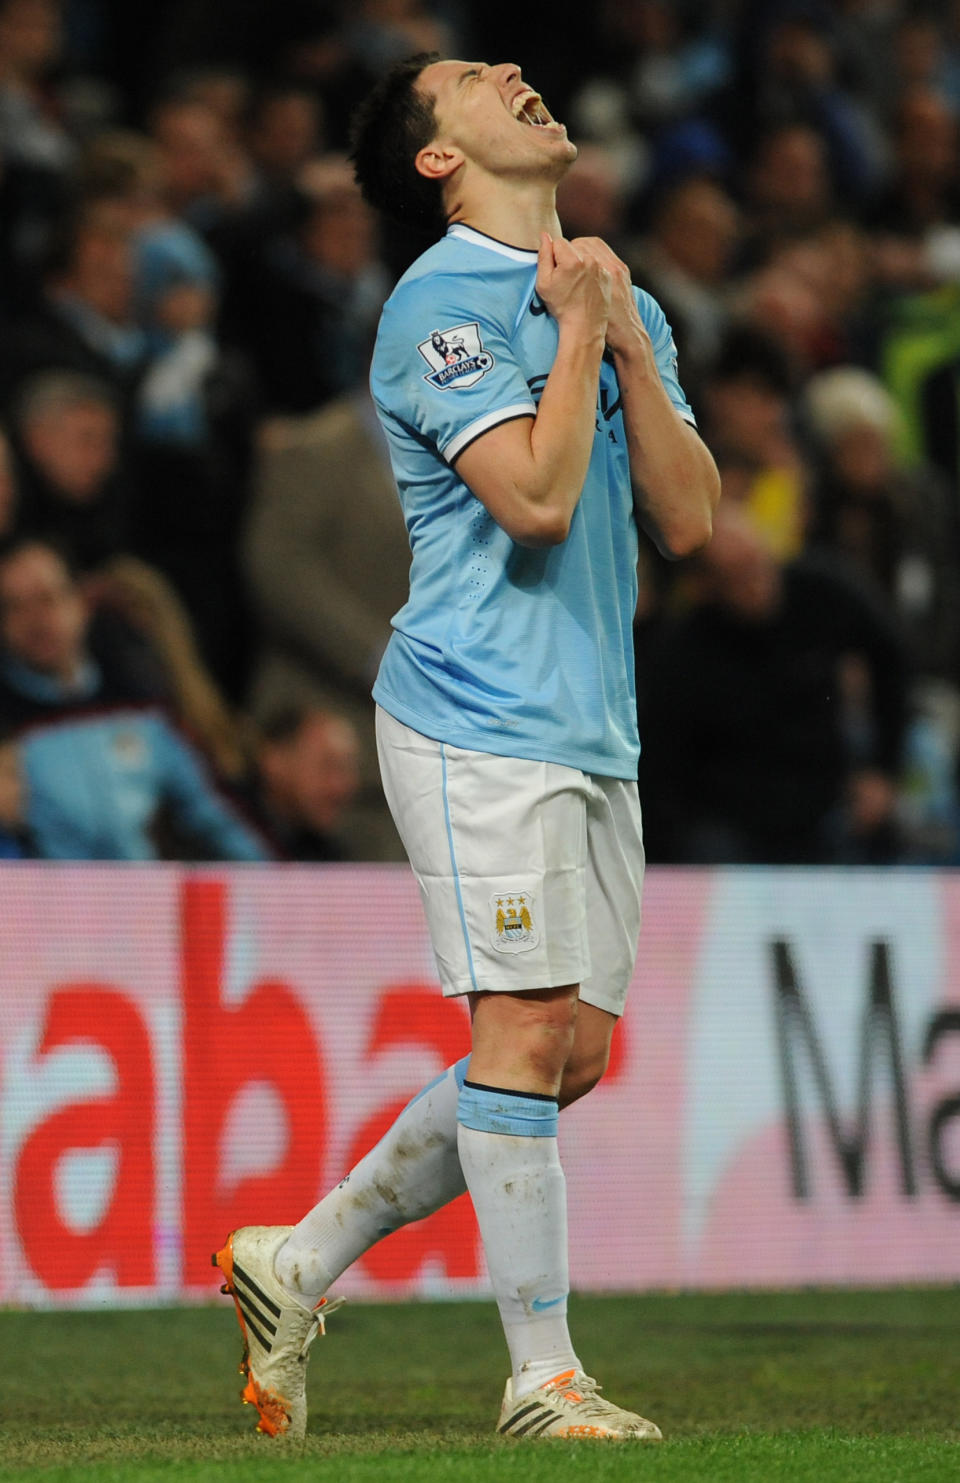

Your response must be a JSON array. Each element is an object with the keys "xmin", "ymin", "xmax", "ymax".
[{"xmin": 448, "ymin": 178, "xmax": 562, "ymax": 252}]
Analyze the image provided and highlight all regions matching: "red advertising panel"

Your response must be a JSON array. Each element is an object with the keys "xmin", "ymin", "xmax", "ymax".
[{"xmin": 0, "ymin": 865, "xmax": 957, "ymax": 1305}]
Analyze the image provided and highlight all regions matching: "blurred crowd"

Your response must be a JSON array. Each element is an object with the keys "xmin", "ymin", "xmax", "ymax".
[{"xmin": 3, "ymin": 0, "xmax": 960, "ymax": 865}]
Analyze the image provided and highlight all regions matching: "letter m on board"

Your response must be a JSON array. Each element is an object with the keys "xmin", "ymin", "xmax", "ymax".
[{"xmin": 771, "ymin": 939, "xmax": 917, "ymax": 1200}]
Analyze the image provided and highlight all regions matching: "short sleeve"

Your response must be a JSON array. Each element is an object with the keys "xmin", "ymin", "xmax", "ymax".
[
  {"xmin": 371, "ymin": 274, "xmax": 537, "ymax": 463},
  {"xmin": 634, "ymin": 287, "xmax": 697, "ymax": 426}
]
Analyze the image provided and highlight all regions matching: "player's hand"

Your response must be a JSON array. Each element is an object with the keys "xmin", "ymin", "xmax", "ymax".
[
  {"xmin": 570, "ymin": 236, "xmax": 650, "ymax": 359},
  {"xmin": 536, "ymin": 233, "xmax": 611, "ymax": 336}
]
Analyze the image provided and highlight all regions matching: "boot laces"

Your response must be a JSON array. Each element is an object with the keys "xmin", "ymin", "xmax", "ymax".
[
  {"xmin": 545, "ymin": 1371, "xmax": 630, "ymax": 1420},
  {"xmin": 298, "ymin": 1294, "xmax": 346, "ymax": 1360}
]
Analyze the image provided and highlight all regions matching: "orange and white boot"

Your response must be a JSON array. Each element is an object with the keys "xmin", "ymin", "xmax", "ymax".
[
  {"xmin": 497, "ymin": 1368, "xmax": 662, "ymax": 1440},
  {"xmin": 212, "ymin": 1226, "xmax": 343, "ymax": 1440}
]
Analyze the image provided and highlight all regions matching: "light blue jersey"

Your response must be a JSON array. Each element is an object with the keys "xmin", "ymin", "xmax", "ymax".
[{"xmin": 370, "ymin": 223, "xmax": 695, "ymax": 779}]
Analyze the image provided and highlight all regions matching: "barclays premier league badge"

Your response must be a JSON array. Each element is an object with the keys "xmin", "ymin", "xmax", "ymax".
[{"xmin": 418, "ymin": 322, "xmax": 494, "ymax": 389}]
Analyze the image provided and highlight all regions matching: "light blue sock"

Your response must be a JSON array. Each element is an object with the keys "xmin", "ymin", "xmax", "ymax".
[
  {"xmin": 457, "ymin": 1081, "xmax": 580, "ymax": 1397},
  {"xmin": 276, "ymin": 1057, "xmax": 470, "ymax": 1301}
]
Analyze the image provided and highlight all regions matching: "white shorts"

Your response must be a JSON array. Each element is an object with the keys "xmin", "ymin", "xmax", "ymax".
[{"xmin": 375, "ymin": 706, "xmax": 644, "ymax": 1016}]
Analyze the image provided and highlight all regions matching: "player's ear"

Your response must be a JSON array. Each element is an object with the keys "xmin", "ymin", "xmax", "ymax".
[{"xmin": 415, "ymin": 141, "xmax": 462, "ymax": 182}]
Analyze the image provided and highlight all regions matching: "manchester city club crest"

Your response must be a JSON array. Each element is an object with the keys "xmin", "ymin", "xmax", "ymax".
[
  {"xmin": 417, "ymin": 322, "xmax": 494, "ymax": 389},
  {"xmin": 491, "ymin": 889, "xmax": 540, "ymax": 954}
]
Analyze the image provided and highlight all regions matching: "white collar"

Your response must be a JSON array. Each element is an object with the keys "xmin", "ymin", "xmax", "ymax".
[{"xmin": 447, "ymin": 224, "xmax": 538, "ymax": 263}]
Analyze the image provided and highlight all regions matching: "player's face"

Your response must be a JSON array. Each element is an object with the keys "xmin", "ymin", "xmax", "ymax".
[{"xmin": 417, "ymin": 60, "xmax": 576, "ymax": 179}]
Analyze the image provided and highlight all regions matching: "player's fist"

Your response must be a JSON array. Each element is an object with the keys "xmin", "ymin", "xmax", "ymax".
[
  {"xmin": 570, "ymin": 236, "xmax": 649, "ymax": 357},
  {"xmin": 536, "ymin": 232, "xmax": 611, "ymax": 332}
]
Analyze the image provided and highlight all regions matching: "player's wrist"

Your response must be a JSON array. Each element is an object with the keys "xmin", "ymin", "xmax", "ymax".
[
  {"xmin": 609, "ymin": 327, "xmax": 655, "ymax": 372},
  {"xmin": 555, "ymin": 315, "xmax": 607, "ymax": 352}
]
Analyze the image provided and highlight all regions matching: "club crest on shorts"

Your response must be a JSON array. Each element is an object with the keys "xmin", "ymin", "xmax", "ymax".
[
  {"xmin": 491, "ymin": 890, "xmax": 539, "ymax": 953},
  {"xmin": 418, "ymin": 322, "xmax": 494, "ymax": 389}
]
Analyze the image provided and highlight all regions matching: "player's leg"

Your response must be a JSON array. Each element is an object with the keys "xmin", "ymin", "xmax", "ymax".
[
  {"xmin": 273, "ymin": 988, "xmax": 616, "ymax": 1311},
  {"xmin": 211, "ymin": 720, "xmax": 635, "ymax": 1438},
  {"xmin": 212, "ymin": 1052, "xmax": 475, "ymax": 1438},
  {"xmin": 372, "ymin": 713, "xmax": 603, "ymax": 1411},
  {"xmin": 458, "ymin": 981, "xmax": 582, "ymax": 1397},
  {"xmin": 493, "ymin": 770, "xmax": 651, "ymax": 1437},
  {"xmin": 274, "ymin": 1054, "xmax": 470, "ymax": 1303},
  {"xmin": 464, "ymin": 975, "xmax": 658, "ymax": 1439},
  {"xmin": 497, "ymin": 769, "xmax": 660, "ymax": 1437},
  {"xmin": 558, "ymin": 999, "xmax": 617, "ymax": 1107}
]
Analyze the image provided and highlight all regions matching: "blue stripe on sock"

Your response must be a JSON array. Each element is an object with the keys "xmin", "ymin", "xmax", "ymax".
[
  {"xmin": 441, "ymin": 745, "xmax": 479, "ymax": 993},
  {"xmin": 402, "ymin": 1066, "xmax": 447, "ymax": 1111},
  {"xmin": 400, "ymin": 1055, "xmax": 471, "ymax": 1115},
  {"xmin": 402, "ymin": 1055, "xmax": 471, "ymax": 1112},
  {"xmin": 458, "ymin": 1082, "xmax": 559, "ymax": 1138}
]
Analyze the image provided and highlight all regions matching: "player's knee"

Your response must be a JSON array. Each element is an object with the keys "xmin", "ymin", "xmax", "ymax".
[
  {"xmin": 470, "ymin": 986, "xmax": 579, "ymax": 1088},
  {"xmin": 510, "ymin": 991, "xmax": 579, "ymax": 1081},
  {"xmin": 559, "ymin": 1044, "xmax": 610, "ymax": 1108}
]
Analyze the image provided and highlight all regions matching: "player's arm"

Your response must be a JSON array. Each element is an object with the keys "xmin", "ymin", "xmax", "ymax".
[
  {"xmin": 573, "ymin": 237, "xmax": 720, "ymax": 560},
  {"xmin": 453, "ymin": 234, "xmax": 610, "ymax": 548}
]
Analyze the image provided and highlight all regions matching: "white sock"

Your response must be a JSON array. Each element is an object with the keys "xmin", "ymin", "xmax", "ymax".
[
  {"xmin": 457, "ymin": 1082, "xmax": 580, "ymax": 1398},
  {"xmin": 275, "ymin": 1058, "xmax": 468, "ymax": 1303}
]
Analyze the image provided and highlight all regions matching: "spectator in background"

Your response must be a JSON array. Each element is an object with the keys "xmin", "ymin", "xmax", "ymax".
[
  {"xmin": 0, "ymin": 722, "xmax": 31, "ymax": 856},
  {"xmin": 168, "ymin": 66, "xmax": 252, "ymax": 146},
  {"xmin": 344, "ymin": 0, "xmax": 455, "ymax": 76},
  {"xmin": 0, "ymin": 0, "xmax": 74, "ymax": 174},
  {"xmin": 803, "ymin": 365, "xmax": 960, "ymax": 684},
  {"xmin": 11, "ymin": 371, "xmax": 128, "ymax": 570},
  {"xmin": 740, "ymin": 121, "xmax": 835, "ymax": 267},
  {"xmin": 245, "ymin": 83, "xmax": 325, "ymax": 199},
  {"xmin": 223, "ymin": 155, "xmax": 388, "ymax": 414},
  {"xmin": 725, "ymin": 3, "xmax": 885, "ymax": 206},
  {"xmin": 73, "ymin": 132, "xmax": 256, "ymax": 686},
  {"xmin": 803, "ymin": 364, "xmax": 960, "ymax": 863},
  {"xmin": 200, "ymin": 83, "xmax": 327, "ymax": 285},
  {"xmin": 147, "ymin": 95, "xmax": 253, "ymax": 234},
  {"xmin": 636, "ymin": 501, "xmax": 908, "ymax": 866},
  {"xmin": 84, "ymin": 553, "xmax": 253, "ymax": 786},
  {"xmin": 0, "ymin": 537, "xmax": 269, "ymax": 860},
  {"xmin": 1, "ymin": 198, "xmax": 147, "ymax": 413},
  {"xmin": 867, "ymin": 86, "xmax": 960, "ymax": 292},
  {"xmin": 0, "ymin": 0, "xmax": 74, "ymax": 315},
  {"xmin": 131, "ymin": 210, "xmax": 257, "ymax": 698},
  {"xmin": 243, "ymin": 387, "xmax": 410, "ymax": 860},
  {"xmin": 735, "ymin": 216, "xmax": 873, "ymax": 374},
  {"xmin": 251, "ymin": 705, "xmax": 361, "ymax": 861},
  {"xmin": 627, "ymin": 173, "xmax": 740, "ymax": 387},
  {"xmin": 698, "ymin": 326, "xmax": 808, "ymax": 560},
  {"xmin": 614, "ymin": 0, "xmax": 732, "ymax": 131}
]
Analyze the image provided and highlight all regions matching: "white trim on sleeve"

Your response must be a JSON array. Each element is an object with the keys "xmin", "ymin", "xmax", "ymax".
[{"xmin": 442, "ymin": 402, "xmax": 536, "ymax": 464}]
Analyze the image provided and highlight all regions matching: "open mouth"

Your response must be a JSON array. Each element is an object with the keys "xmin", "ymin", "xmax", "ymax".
[{"xmin": 511, "ymin": 88, "xmax": 562, "ymax": 130}]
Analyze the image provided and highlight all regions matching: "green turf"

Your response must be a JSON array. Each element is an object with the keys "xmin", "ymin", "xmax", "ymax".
[{"xmin": 2, "ymin": 1289, "xmax": 958, "ymax": 1481}]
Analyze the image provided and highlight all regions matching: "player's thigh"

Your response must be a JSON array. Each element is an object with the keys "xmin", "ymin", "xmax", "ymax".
[
  {"xmin": 376, "ymin": 706, "xmax": 591, "ymax": 997},
  {"xmin": 579, "ymin": 776, "xmax": 645, "ymax": 1017}
]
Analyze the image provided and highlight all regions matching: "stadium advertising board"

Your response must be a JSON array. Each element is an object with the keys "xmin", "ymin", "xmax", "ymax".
[{"xmin": 0, "ymin": 865, "xmax": 957, "ymax": 1306}]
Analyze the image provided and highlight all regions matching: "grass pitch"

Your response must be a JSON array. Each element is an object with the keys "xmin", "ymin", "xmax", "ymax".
[{"xmin": 1, "ymin": 1288, "xmax": 958, "ymax": 1481}]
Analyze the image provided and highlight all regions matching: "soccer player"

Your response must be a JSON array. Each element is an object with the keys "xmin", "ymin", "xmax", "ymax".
[{"xmin": 213, "ymin": 53, "xmax": 719, "ymax": 1442}]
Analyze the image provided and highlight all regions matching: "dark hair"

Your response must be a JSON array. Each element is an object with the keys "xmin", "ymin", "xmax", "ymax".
[
  {"xmin": 349, "ymin": 52, "xmax": 446, "ymax": 232},
  {"xmin": 708, "ymin": 325, "xmax": 794, "ymax": 397},
  {"xmin": 0, "ymin": 534, "xmax": 81, "ymax": 587},
  {"xmin": 15, "ymin": 369, "xmax": 119, "ymax": 428},
  {"xmin": 259, "ymin": 704, "xmax": 310, "ymax": 746},
  {"xmin": 258, "ymin": 705, "xmax": 348, "ymax": 748}
]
